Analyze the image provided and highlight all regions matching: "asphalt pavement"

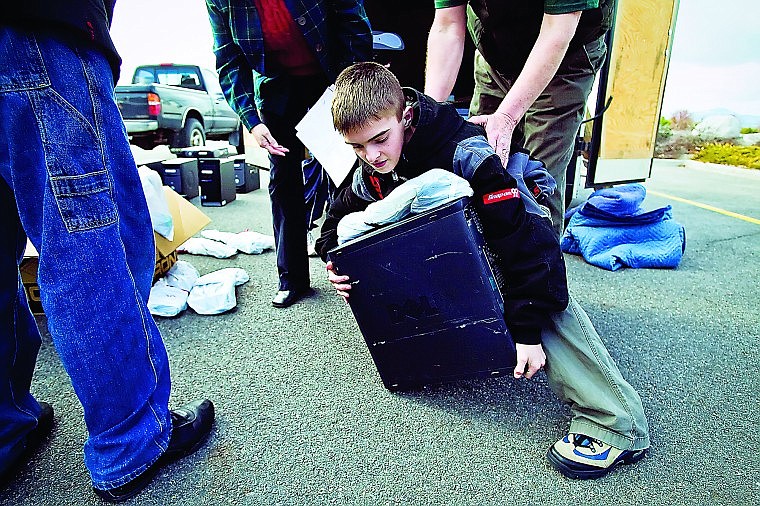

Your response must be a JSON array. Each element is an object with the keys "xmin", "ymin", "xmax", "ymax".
[{"xmin": 2, "ymin": 159, "xmax": 758, "ymax": 506}]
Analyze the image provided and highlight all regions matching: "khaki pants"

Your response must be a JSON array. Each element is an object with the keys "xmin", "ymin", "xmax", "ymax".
[
  {"xmin": 470, "ymin": 37, "xmax": 607, "ymax": 238},
  {"xmin": 542, "ymin": 296, "xmax": 650, "ymax": 450},
  {"xmin": 472, "ymin": 37, "xmax": 649, "ymax": 451}
]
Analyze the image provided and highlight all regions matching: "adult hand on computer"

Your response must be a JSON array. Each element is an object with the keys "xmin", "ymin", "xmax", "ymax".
[
  {"xmin": 251, "ymin": 123, "xmax": 289, "ymax": 156},
  {"xmin": 514, "ymin": 343, "xmax": 546, "ymax": 379},
  {"xmin": 326, "ymin": 261, "xmax": 352, "ymax": 300}
]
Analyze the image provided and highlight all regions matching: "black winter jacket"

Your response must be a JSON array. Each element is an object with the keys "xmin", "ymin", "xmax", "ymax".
[{"xmin": 316, "ymin": 89, "xmax": 569, "ymax": 345}]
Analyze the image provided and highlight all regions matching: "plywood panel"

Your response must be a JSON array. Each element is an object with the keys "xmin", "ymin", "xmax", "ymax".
[{"xmin": 600, "ymin": 0, "xmax": 679, "ymax": 160}]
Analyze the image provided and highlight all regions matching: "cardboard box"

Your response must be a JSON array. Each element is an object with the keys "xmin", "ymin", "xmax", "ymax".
[
  {"xmin": 153, "ymin": 186, "xmax": 211, "ymax": 278},
  {"xmin": 21, "ymin": 186, "xmax": 210, "ymax": 315},
  {"xmin": 20, "ymin": 253, "xmax": 42, "ymax": 315},
  {"xmin": 328, "ymin": 198, "xmax": 516, "ymax": 391}
]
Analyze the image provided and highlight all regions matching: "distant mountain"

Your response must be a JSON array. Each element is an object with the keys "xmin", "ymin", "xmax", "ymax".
[{"xmin": 689, "ymin": 108, "xmax": 760, "ymax": 128}]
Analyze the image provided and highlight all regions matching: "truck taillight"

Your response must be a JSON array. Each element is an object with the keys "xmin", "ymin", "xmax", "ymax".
[{"xmin": 147, "ymin": 93, "xmax": 161, "ymax": 116}]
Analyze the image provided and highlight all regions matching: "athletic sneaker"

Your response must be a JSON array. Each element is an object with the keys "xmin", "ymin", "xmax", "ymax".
[{"xmin": 547, "ymin": 433, "xmax": 647, "ymax": 479}]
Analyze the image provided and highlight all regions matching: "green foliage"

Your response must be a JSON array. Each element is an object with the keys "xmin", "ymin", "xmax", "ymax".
[
  {"xmin": 693, "ymin": 143, "xmax": 760, "ymax": 169},
  {"xmin": 648, "ymin": 112, "xmax": 757, "ymax": 168},
  {"xmin": 657, "ymin": 116, "xmax": 672, "ymax": 142}
]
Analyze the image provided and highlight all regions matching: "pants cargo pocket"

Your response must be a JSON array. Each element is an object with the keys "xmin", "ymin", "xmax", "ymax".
[{"xmin": 31, "ymin": 86, "xmax": 117, "ymax": 232}]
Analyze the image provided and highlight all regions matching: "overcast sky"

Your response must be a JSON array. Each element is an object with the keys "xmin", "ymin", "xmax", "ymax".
[
  {"xmin": 661, "ymin": 0, "xmax": 760, "ymax": 117},
  {"xmin": 111, "ymin": 0, "xmax": 760, "ymax": 119}
]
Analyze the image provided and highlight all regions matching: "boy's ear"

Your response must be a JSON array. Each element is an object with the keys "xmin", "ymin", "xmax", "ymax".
[{"xmin": 402, "ymin": 106, "xmax": 413, "ymax": 127}]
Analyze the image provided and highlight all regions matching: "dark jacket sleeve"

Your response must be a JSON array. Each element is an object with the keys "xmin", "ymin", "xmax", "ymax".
[
  {"xmin": 329, "ymin": 0, "xmax": 374, "ymax": 71},
  {"xmin": 205, "ymin": 0, "xmax": 261, "ymax": 131},
  {"xmin": 469, "ymin": 155, "xmax": 569, "ymax": 345},
  {"xmin": 315, "ymin": 183, "xmax": 371, "ymax": 262}
]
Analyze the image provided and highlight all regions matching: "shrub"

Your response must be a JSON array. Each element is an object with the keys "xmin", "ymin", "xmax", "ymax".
[
  {"xmin": 658, "ymin": 117, "xmax": 672, "ymax": 136},
  {"xmin": 656, "ymin": 116, "xmax": 672, "ymax": 147},
  {"xmin": 740, "ymin": 127, "xmax": 759, "ymax": 134},
  {"xmin": 655, "ymin": 133, "xmax": 701, "ymax": 158},
  {"xmin": 670, "ymin": 110, "xmax": 695, "ymax": 130},
  {"xmin": 692, "ymin": 143, "xmax": 760, "ymax": 169}
]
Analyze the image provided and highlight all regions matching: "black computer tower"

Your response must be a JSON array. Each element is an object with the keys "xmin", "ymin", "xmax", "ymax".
[
  {"xmin": 178, "ymin": 146, "xmax": 229, "ymax": 159},
  {"xmin": 328, "ymin": 198, "xmax": 515, "ymax": 391},
  {"xmin": 158, "ymin": 158, "xmax": 198, "ymax": 199},
  {"xmin": 198, "ymin": 158, "xmax": 236, "ymax": 206},
  {"xmin": 232, "ymin": 157, "xmax": 261, "ymax": 193}
]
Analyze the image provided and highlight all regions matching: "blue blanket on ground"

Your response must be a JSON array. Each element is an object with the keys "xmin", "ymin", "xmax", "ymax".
[{"xmin": 561, "ymin": 184, "xmax": 686, "ymax": 271}]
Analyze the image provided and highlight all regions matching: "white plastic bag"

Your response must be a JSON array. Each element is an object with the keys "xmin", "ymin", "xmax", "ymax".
[
  {"xmin": 164, "ymin": 260, "xmax": 199, "ymax": 292},
  {"xmin": 187, "ymin": 268, "xmax": 249, "ymax": 315},
  {"xmin": 177, "ymin": 237, "xmax": 238, "ymax": 258},
  {"xmin": 201, "ymin": 229, "xmax": 275, "ymax": 254},
  {"xmin": 148, "ymin": 278, "xmax": 189, "ymax": 317},
  {"xmin": 137, "ymin": 165, "xmax": 174, "ymax": 241},
  {"xmin": 337, "ymin": 169, "xmax": 473, "ymax": 244}
]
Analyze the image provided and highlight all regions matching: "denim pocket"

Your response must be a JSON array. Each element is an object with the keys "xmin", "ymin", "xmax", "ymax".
[
  {"xmin": 0, "ymin": 30, "xmax": 49, "ymax": 92},
  {"xmin": 30, "ymin": 86, "xmax": 117, "ymax": 232},
  {"xmin": 2, "ymin": 27, "xmax": 117, "ymax": 232}
]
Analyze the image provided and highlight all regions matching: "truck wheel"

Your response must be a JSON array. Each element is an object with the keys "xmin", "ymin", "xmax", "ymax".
[{"xmin": 173, "ymin": 118, "xmax": 205, "ymax": 148}]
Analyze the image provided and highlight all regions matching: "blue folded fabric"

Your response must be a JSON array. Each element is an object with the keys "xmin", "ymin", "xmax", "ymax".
[{"xmin": 561, "ymin": 184, "xmax": 686, "ymax": 271}]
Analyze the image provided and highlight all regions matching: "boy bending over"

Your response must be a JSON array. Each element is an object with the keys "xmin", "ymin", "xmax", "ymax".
[{"xmin": 315, "ymin": 62, "xmax": 649, "ymax": 479}]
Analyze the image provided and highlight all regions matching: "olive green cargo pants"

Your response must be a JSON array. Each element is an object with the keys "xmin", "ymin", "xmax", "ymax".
[
  {"xmin": 541, "ymin": 296, "xmax": 650, "ymax": 451},
  {"xmin": 470, "ymin": 36, "xmax": 607, "ymax": 238}
]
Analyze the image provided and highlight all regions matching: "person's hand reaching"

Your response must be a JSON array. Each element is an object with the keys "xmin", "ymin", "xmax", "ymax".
[{"xmin": 251, "ymin": 123, "xmax": 289, "ymax": 156}]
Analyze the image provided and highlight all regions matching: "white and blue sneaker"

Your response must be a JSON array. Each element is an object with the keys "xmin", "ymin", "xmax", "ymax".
[{"xmin": 547, "ymin": 433, "xmax": 647, "ymax": 479}]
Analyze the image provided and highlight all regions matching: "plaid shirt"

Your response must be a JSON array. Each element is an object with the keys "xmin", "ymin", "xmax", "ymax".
[{"xmin": 205, "ymin": 0, "xmax": 372, "ymax": 130}]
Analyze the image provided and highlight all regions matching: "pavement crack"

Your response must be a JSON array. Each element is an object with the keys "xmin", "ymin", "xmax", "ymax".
[{"xmin": 705, "ymin": 230, "xmax": 760, "ymax": 245}]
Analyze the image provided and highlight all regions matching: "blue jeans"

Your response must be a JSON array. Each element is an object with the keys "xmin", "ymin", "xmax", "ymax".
[{"xmin": 0, "ymin": 27, "xmax": 172, "ymax": 489}]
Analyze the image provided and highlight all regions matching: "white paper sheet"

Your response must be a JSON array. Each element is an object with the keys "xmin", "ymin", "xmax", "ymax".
[{"xmin": 295, "ymin": 86, "xmax": 357, "ymax": 186}]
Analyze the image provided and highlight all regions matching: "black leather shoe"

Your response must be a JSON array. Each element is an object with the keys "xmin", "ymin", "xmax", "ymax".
[
  {"xmin": 24, "ymin": 402, "xmax": 54, "ymax": 451},
  {"xmin": 0, "ymin": 402, "xmax": 54, "ymax": 485},
  {"xmin": 271, "ymin": 287, "xmax": 313, "ymax": 308},
  {"xmin": 93, "ymin": 399, "xmax": 215, "ymax": 503}
]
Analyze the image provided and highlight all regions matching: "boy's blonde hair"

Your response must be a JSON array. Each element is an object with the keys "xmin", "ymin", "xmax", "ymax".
[{"xmin": 332, "ymin": 62, "xmax": 405, "ymax": 135}]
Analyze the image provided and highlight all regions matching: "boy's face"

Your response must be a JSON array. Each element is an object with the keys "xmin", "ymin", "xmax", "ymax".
[{"xmin": 343, "ymin": 111, "xmax": 408, "ymax": 174}]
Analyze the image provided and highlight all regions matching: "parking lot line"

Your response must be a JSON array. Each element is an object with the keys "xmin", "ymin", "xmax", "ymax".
[{"xmin": 649, "ymin": 190, "xmax": 760, "ymax": 226}]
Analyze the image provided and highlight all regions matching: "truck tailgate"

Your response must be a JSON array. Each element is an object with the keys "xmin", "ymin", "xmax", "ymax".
[{"xmin": 115, "ymin": 87, "xmax": 150, "ymax": 119}]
